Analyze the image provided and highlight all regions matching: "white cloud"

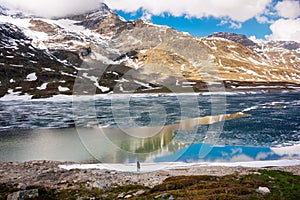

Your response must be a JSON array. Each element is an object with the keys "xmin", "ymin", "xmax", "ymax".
[
  {"xmin": 267, "ymin": 18, "xmax": 300, "ymax": 42},
  {"xmin": 275, "ymin": 0, "xmax": 300, "ymax": 19},
  {"xmin": 255, "ymin": 15, "xmax": 273, "ymax": 24},
  {"xmin": 104, "ymin": 0, "xmax": 272, "ymax": 22},
  {"xmin": 249, "ymin": 35, "xmax": 265, "ymax": 43},
  {"xmin": 141, "ymin": 10, "xmax": 152, "ymax": 21},
  {"xmin": 218, "ymin": 19, "xmax": 242, "ymax": 29},
  {"xmin": 0, "ymin": 0, "xmax": 100, "ymax": 18}
]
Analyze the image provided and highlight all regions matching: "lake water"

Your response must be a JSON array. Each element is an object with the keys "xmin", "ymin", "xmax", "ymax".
[{"xmin": 0, "ymin": 92, "xmax": 299, "ymax": 164}]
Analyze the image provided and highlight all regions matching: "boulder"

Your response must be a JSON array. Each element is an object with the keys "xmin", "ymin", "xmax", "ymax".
[{"xmin": 256, "ymin": 186, "xmax": 271, "ymax": 195}]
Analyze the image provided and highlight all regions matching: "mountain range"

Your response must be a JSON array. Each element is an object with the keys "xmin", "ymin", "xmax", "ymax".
[{"xmin": 1, "ymin": 3, "xmax": 300, "ymax": 99}]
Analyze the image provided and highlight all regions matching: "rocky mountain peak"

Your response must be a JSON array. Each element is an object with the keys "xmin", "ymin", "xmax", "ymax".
[
  {"xmin": 208, "ymin": 32, "xmax": 260, "ymax": 50},
  {"xmin": 62, "ymin": 2, "xmax": 130, "ymax": 36},
  {"xmin": 65, "ymin": 3, "xmax": 112, "ymax": 21}
]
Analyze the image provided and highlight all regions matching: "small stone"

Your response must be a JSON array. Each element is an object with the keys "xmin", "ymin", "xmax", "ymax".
[
  {"xmin": 124, "ymin": 194, "xmax": 132, "ymax": 199},
  {"xmin": 256, "ymin": 186, "xmax": 271, "ymax": 195},
  {"xmin": 117, "ymin": 193, "xmax": 125, "ymax": 198},
  {"xmin": 90, "ymin": 181, "xmax": 111, "ymax": 190},
  {"xmin": 91, "ymin": 171, "xmax": 97, "ymax": 175},
  {"xmin": 133, "ymin": 189, "xmax": 145, "ymax": 196},
  {"xmin": 155, "ymin": 193, "xmax": 169, "ymax": 199},
  {"xmin": 17, "ymin": 183, "xmax": 27, "ymax": 190},
  {"xmin": 169, "ymin": 195, "xmax": 175, "ymax": 200},
  {"xmin": 60, "ymin": 180, "xmax": 67, "ymax": 184}
]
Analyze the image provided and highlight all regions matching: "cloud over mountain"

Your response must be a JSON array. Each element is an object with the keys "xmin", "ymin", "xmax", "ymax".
[
  {"xmin": 0, "ymin": 0, "xmax": 100, "ymax": 18},
  {"xmin": 275, "ymin": 0, "xmax": 300, "ymax": 19},
  {"xmin": 268, "ymin": 18, "xmax": 300, "ymax": 42},
  {"xmin": 104, "ymin": 0, "xmax": 272, "ymax": 22}
]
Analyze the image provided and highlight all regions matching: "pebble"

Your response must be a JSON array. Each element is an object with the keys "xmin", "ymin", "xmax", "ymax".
[
  {"xmin": 169, "ymin": 195, "xmax": 175, "ymax": 200},
  {"xmin": 90, "ymin": 181, "xmax": 111, "ymax": 190},
  {"xmin": 133, "ymin": 189, "xmax": 145, "ymax": 196},
  {"xmin": 155, "ymin": 193, "xmax": 169, "ymax": 199},
  {"xmin": 256, "ymin": 186, "xmax": 271, "ymax": 195},
  {"xmin": 17, "ymin": 183, "xmax": 27, "ymax": 190},
  {"xmin": 117, "ymin": 192, "xmax": 125, "ymax": 198},
  {"xmin": 124, "ymin": 194, "xmax": 132, "ymax": 198}
]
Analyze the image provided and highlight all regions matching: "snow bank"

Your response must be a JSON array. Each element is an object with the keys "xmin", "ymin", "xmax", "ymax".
[{"xmin": 59, "ymin": 159, "xmax": 300, "ymax": 172}]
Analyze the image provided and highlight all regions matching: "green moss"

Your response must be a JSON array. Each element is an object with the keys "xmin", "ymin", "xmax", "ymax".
[
  {"xmin": 244, "ymin": 170, "xmax": 300, "ymax": 200},
  {"xmin": 149, "ymin": 170, "xmax": 300, "ymax": 200}
]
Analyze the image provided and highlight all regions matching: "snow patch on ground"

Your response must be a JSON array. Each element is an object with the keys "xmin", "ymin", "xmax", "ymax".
[
  {"xmin": 0, "ymin": 15, "xmax": 31, "ymax": 28},
  {"xmin": 45, "ymin": 19, "xmax": 85, "ymax": 32},
  {"xmin": 248, "ymin": 57, "xmax": 262, "ymax": 65},
  {"xmin": 43, "ymin": 68, "xmax": 55, "ymax": 72},
  {"xmin": 25, "ymin": 73, "xmax": 37, "ymax": 81},
  {"xmin": 58, "ymin": 86, "xmax": 70, "ymax": 92},
  {"xmin": 0, "ymin": 89, "xmax": 32, "ymax": 101},
  {"xmin": 31, "ymin": 94, "xmax": 74, "ymax": 102},
  {"xmin": 83, "ymin": 73, "xmax": 110, "ymax": 92},
  {"xmin": 59, "ymin": 160, "xmax": 300, "ymax": 172},
  {"xmin": 140, "ymin": 49, "xmax": 148, "ymax": 54},
  {"xmin": 133, "ymin": 80, "xmax": 151, "ymax": 88},
  {"xmin": 37, "ymin": 83, "xmax": 48, "ymax": 90}
]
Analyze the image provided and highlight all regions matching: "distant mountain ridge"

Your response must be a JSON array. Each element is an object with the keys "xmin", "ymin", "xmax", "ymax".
[
  {"xmin": 208, "ymin": 31, "xmax": 300, "ymax": 52},
  {"xmin": 208, "ymin": 32, "xmax": 260, "ymax": 50},
  {"xmin": 0, "ymin": 3, "xmax": 299, "ymax": 99}
]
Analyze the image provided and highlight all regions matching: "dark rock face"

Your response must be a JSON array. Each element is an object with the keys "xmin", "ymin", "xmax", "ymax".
[
  {"xmin": 50, "ymin": 50, "xmax": 83, "ymax": 67},
  {"xmin": 208, "ymin": 32, "xmax": 260, "ymax": 50},
  {"xmin": 0, "ymin": 23, "xmax": 77, "ymax": 98},
  {"xmin": 0, "ymin": 23, "xmax": 162, "ymax": 98},
  {"xmin": 0, "ymin": 23, "xmax": 28, "ymax": 40}
]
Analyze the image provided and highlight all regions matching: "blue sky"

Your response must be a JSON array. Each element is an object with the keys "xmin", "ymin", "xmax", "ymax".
[
  {"xmin": 116, "ymin": 10, "xmax": 273, "ymax": 39},
  {"xmin": 104, "ymin": 0, "xmax": 300, "ymax": 42}
]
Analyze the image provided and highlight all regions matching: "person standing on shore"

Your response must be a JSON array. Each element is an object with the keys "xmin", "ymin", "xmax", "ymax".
[{"xmin": 137, "ymin": 161, "xmax": 140, "ymax": 172}]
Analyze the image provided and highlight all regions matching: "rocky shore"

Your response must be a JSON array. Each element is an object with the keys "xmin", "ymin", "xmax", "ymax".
[{"xmin": 1, "ymin": 161, "xmax": 300, "ymax": 199}]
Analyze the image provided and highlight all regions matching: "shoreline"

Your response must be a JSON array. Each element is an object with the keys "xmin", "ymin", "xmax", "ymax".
[
  {"xmin": 1, "ymin": 87, "xmax": 300, "ymax": 102},
  {"xmin": 1, "ymin": 160, "xmax": 300, "ymax": 199},
  {"xmin": 1, "ymin": 160, "xmax": 300, "ymax": 188},
  {"xmin": 59, "ymin": 159, "xmax": 300, "ymax": 172}
]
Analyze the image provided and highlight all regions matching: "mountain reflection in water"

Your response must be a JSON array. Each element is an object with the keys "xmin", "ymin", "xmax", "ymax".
[{"xmin": 0, "ymin": 112, "xmax": 250, "ymax": 163}]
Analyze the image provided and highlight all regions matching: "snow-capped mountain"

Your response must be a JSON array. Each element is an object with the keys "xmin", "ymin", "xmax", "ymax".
[{"xmin": 0, "ymin": 3, "xmax": 300, "ymax": 99}]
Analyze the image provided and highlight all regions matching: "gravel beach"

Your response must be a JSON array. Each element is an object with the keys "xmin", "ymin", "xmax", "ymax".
[{"xmin": 1, "ymin": 161, "xmax": 299, "ymax": 190}]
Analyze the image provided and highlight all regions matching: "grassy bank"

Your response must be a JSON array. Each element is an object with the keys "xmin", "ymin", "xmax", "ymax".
[{"xmin": 1, "ymin": 169, "xmax": 299, "ymax": 199}]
